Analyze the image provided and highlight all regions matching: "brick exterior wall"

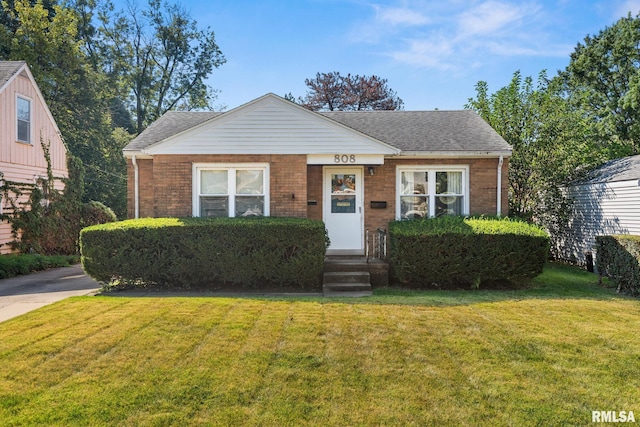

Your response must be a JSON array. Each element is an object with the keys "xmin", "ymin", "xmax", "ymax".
[
  {"xmin": 127, "ymin": 154, "xmax": 308, "ymax": 218},
  {"xmin": 306, "ymin": 165, "xmax": 323, "ymax": 221},
  {"xmin": 269, "ymin": 155, "xmax": 307, "ymax": 217},
  {"xmin": 127, "ymin": 158, "xmax": 155, "ymax": 218},
  {"xmin": 128, "ymin": 156, "xmax": 509, "ymax": 228},
  {"xmin": 305, "ymin": 158, "xmax": 509, "ymax": 233}
]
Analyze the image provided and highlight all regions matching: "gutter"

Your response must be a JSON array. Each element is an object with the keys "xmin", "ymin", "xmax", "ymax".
[
  {"xmin": 397, "ymin": 150, "xmax": 512, "ymax": 159},
  {"xmin": 132, "ymin": 155, "xmax": 139, "ymax": 219},
  {"xmin": 497, "ymin": 155, "xmax": 504, "ymax": 216}
]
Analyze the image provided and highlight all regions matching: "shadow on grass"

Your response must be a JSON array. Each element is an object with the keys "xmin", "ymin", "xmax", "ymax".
[
  {"xmin": 333, "ymin": 263, "xmax": 626, "ymax": 307},
  {"xmin": 97, "ymin": 263, "xmax": 629, "ymax": 307}
]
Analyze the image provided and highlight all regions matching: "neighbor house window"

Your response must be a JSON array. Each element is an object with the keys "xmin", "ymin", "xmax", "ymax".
[
  {"xmin": 193, "ymin": 164, "xmax": 269, "ymax": 217},
  {"xmin": 17, "ymin": 96, "xmax": 31, "ymax": 143},
  {"xmin": 397, "ymin": 166, "xmax": 468, "ymax": 219}
]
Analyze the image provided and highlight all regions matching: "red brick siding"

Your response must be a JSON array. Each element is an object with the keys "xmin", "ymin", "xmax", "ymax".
[
  {"xmin": 363, "ymin": 164, "xmax": 396, "ymax": 234},
  {"xmin": 127, "ymin": 158, "xmax": 155, "ymax": 218},
  {"xmin": 269, "ymin": 155, "xmax": 307, "ymax": 218},
  {"xmin": 361, "ymin": 158, "xmax": 509, "ymax": 231},
  {"xmin": 128, "ymin": 155, "xmax": 308, "ymax": 218},
  {"xmin": 128, "ymin": 155, "xmax": 509, "ymax": 223},
  {"xmin": 306, "ymin": 165, "xmax": 323, "ymax": 221}
]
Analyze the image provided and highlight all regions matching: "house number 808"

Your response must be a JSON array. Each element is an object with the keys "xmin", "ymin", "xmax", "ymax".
[{"xmin": 334, "ymin": 155, "xmax": 356, "ymax": 164}]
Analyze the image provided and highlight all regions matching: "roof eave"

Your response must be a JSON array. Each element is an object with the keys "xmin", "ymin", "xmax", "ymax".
[
  {"xmin": 0, "ymin": 62, "xmax": 65, "ymax": 146},
  {"xmin": 395, "ymin": 150, "xmax": 512, "ymax": 158},
  {"xmin": 123, "ymin": 150, "xmax": 153, "ymax": 159},
  {"xmin": 0, "ymin": 61, "xmax": 26, "ymax": 93}
]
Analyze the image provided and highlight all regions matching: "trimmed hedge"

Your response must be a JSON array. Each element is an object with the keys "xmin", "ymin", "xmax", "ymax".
[
  {"xmin": 389, "ymin": 216, "xmax": 550, "ymax": 288},
  {"xmin": 80, "ymin": 217, "xmax": 328, "ymax": 290},
  {"xmin": 595, "ymin": 235, "xmax": 640, "ymax": 296}
]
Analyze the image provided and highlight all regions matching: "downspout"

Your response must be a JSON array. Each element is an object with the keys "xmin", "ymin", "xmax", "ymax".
[
  {"xmin": 132, "ymin": 155, "xmax": 139, "ymax": 219},
  {"xmin": 497, "ymin": 155, "xmax": 504, "ymax": 216}
]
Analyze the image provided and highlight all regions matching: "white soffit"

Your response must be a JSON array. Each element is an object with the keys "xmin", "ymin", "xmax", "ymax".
[{"xmin": 145, "ymin": 94, "xmax": 399, "ymax": 156}]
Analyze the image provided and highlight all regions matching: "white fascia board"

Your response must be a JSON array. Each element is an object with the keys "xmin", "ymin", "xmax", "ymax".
[
  {"xmin": 122, "ymin": 150, "xmax": 153, "ymax": 159},
  {"xmin": 397, "ymin": 150, "xmax": 512, "ymax": 159}
]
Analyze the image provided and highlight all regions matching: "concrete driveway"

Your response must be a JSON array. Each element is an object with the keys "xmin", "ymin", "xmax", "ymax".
[{"xmin": 0, "ymin": 264, "xmax": 100, "ymax": 323}]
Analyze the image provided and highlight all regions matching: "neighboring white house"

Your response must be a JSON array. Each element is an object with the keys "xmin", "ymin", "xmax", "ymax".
[{"xmin": 562, "ymin": 155, "xmax": 640, "ymax": 265}]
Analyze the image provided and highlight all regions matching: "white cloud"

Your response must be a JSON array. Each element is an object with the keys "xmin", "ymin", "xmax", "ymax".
[
  {"xmin": 375, "ymin": 6, "xmax": 431, "ymax": 26},
  {"xmin": 613, "ymin": 0, "xmax": 640, "ymax": 18},
  {"xmin": 457, "ymin": 1, "xmax": 531, "ymax": 37},
  {"xmin": 348, "ymin": 3, "xmax": 433, "ymax": 43},
  {"xmin": 354, "ymin": 0, "xmax": 568, "ymax": 71},
  {"xmin": 481, "ymin": 40, "xmax": 573, "ymax": 57},
  {"xmin": 388, "ymin": 36, "xmax": 456, "ymax": 70}
]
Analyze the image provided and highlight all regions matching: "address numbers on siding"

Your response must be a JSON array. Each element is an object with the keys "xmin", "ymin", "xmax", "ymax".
[{"xmin": 334, "ymin": 154, "xmax": 357, "ymax": 164}]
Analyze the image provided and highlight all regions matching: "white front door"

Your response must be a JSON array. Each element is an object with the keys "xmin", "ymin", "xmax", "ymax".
[{"xmin": 324, "ymin": 167, "xmax": 364, "ymax": 254}]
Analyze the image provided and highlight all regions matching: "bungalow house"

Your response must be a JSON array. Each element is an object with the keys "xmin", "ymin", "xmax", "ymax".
[
  {"xmin": 123, "ymin": 93, "xmax": 511, "ymax": 257},
  {"xmin": 562, "ymin": 154, "xmax": 640, "ymax": 266},
  {"xmin": 0, "ymin": 61, "xmax": 68, "ymax": 254}
]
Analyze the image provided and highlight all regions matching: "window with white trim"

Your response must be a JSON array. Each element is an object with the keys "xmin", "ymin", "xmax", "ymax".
[
  {"xmin": 194, "ymin": 164, "xmax": 269, "ymax": 217},
  {"xmin": 17, "ymin": 96, "xmax": 31, "ymax": 143},
  {"xmin": 397, "ymin": 166, "xmax": 468, "ymax": 219}
]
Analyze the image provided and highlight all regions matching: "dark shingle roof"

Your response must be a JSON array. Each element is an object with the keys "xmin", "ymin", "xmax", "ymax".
[
  {"xmin": 581, "ymin": 154, "xmax": 640, "ymax": 184},
  {"xmin": 125, "ymin": 111, "xmax": 222, "ymax": 151},
  {"xmin": 320, "ymin": 110, "xmax": 510, "ymax": 152},
  {"xmin": 123, "ymin": 105, "xmax": 511, "ymax": 154},
  {"xmin": 0, "ymin": 61, "xmax": 26, "ymax": 90}
]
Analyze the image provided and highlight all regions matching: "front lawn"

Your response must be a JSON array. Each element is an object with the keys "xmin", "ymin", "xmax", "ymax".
[{"xmin": 0, "ymin": 264, "xmax": 638, "ymax": 425}]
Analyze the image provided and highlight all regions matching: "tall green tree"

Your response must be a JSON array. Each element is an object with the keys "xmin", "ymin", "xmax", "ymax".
[
  {"xmin": 0, "ymin": 0, "xmax": 57, "ymax": 57},
  {"xmin": 96, "ymin": 0, "xmax": 225, "ymax": 133},
  {"xmin": 466, "ymin": 71, "xmax": 601, "ymax": 255},
  {"xmin": 560, "ymin": 12, "xmax": 640, "ymax": 156},
  {"xmin": 1, "ymin": 0, "xmax": 128, "ymax": 217}
]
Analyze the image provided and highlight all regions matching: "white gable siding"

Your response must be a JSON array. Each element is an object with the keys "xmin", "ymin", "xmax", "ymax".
[
  {"xmin": 146, "ymin": 96, "xmax": 399, "ymax": 155},
  {"xmin": 562, "ymin": 180, "xmax": 640, "ymax": 264}
]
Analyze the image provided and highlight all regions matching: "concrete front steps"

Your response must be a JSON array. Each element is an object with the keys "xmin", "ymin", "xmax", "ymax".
[{"xmin": 323, "ymin": 256, "xmax": 387, "ymax": 297}]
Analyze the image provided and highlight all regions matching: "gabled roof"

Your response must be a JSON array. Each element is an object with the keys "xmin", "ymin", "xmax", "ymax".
[
  {"xmin": 125, "ymin": 111, "xmax": 222, "ymax": 151},
  {"xmin": 0, "ymin": 61, "xmax": 63, "ymax": 141},
  {"xmin": 0, "ymin": 61, "xmax": 27, "ymax": 93},
  {"xmin": 580, "ymin": 154, "xmax": 640, "ymax": 184},
  {"xmin": 123, "ymin": 93, "xmax": 511, "ymax": 157},
  {"xmin": 125, "ymin": 94, "xmax": 400, "ymax": 156},
  {"xmin": 322, "ymin": 110, "xmax": 511, "ymax": 153}
]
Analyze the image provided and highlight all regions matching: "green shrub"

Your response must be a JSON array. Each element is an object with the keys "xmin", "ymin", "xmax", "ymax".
[
  {"xmin": 4, "ymin": 154, "xmax": 116, "ymax": 256},
  {"xmin": 80, "ymin": 217, "xmax": 327, "ymax": 290},
  {"xmin": 82, "ymin": 201, "xmax": 117, "ymax": 226},
  {"xmin": 389, "ymin": 216, "xmax": 550, "ymax": 288},
  {"xmin": 595, "ymin": 235, "xmax": 640, "ymax": 296},
  {"xmin": 0, "ymin": 254, "xmax": 79, "ymax": 279}
]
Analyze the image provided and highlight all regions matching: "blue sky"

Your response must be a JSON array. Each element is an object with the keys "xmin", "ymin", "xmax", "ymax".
[{"xmin": 172, "ymin": 0, "xmax": 640, "ymax": 111}]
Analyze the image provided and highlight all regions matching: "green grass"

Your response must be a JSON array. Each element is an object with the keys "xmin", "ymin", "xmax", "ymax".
[{"xmin": 0, "ymin": 263, "xmax": 638, "ymax": 426}]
